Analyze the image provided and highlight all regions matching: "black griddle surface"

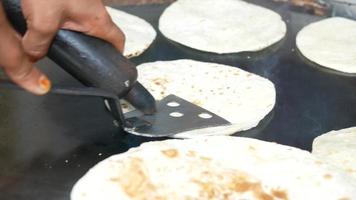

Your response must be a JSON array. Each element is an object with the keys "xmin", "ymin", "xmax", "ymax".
[{"xmin": 1, "ymin": 1, "xmax": 356, "ymax": 199}]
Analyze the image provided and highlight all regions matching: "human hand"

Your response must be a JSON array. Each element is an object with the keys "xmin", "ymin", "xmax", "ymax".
[{"xmin": 0, "ymin": 0, "xmax": 125, "ymax": 94}]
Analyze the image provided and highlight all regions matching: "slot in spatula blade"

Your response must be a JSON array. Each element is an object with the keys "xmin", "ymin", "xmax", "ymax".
[{"xmin": 124, "ymin": 95, "xmax": 231, "ymax": 137}]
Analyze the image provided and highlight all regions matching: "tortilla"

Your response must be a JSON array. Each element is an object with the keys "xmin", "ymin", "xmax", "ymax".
[
  {"xmin": 71, "ymin": 136, "xmax": 356, "ymax": 200},
  {"xmin": 312, "ymin": 127, "xmax": 356, "ymax": 179},
  {"xmin": 158, "ymin": 0, "xmax": 287, "ymax": 54},
  {"xmin": 133, "ymin": 59, "xmax": 275, "ymax": 137},
  {"xmin": 106, "ymin": 6, "xmax": 156, "ymax": 58},
  {"xmin": 296, "ymin": 17, "xmax": 356, "ymax": 73}
]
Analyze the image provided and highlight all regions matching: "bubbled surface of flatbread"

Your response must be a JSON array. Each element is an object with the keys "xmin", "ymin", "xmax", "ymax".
[
  {"xmin": 312, "ymin": 127, "xmax": 356, "ymax": 179},
  {"xmin": 106, "ymin": 7, "xmax": 156, "ymax": 58},
  {"xmin": 159, "ymin": 0, "xmax": 287, "ymax": 54},
  {"xmin": 136, "ymin": 59, "xmax": 276, "ymax": 137},
  {"xmin": 71, "ymin": 136, "xmax": 356, "ymax": 200},
  {"xmin": 297, "ymin": 17, "xmax": 356, "ymax": 73}
]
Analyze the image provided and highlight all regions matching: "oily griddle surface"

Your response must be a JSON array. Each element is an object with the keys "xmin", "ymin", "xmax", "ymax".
[{"xmin": 1, "ymin": 1, "xmax": 356, "ymax": 199}]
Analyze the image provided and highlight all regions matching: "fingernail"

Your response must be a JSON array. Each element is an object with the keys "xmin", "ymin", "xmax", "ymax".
[{"xmin": 38, "ymin": 76, "xmax": 51, "ymax": 93}]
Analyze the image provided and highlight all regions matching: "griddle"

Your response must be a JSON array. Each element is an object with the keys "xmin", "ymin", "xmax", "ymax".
[{"xmin": 1, "ymin": 1, "xmax": 356, "ymax": 199}]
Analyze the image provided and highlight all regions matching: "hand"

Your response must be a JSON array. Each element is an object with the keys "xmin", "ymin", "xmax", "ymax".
[{"xmin": 0, "ymin": 0, "xmax": 125, "ymax": 95}]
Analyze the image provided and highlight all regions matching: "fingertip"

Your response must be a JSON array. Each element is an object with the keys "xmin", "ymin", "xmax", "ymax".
[{"xmin": 25, "ymin": 74, "xmax": 52, "ymax": 95}]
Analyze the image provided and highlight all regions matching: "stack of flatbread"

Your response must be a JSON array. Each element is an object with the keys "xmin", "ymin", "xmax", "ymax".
[{"xmin": 71, "ymin": 136, "xmax": 356, "ymax": 200}]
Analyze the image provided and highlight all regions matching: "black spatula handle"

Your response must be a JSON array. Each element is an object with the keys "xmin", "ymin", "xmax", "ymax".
[{"xmin": 2, "ymin": 0, "xmax": 137, "ymax": 98}]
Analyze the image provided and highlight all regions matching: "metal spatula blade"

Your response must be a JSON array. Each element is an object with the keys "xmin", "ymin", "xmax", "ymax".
[{"xmin": 123, "ymin": 95, "xmax": 231, "ymax": 137}]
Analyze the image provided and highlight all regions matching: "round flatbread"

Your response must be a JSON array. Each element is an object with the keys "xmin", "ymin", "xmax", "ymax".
[
  {"xmin": 135, "ymin": 59, "xmax": 275, "ymax": 137},
  {"xmin": 158, "ymin": 0, "xmax": 287, "ymax": 54},
  {"xmin": 296, "ymin": 17, "xmax": 356, "ymax": 73},
  {"xmin": 106, "ymin": 7, "xmax": 157, "ymax": 58},
  {"xmin": 312, "ymin": 127, "xmax": 356, "ymax": 179},
  {"xmin": 71, "ymin": 136, "xmax": 356, "ymax": 200}
]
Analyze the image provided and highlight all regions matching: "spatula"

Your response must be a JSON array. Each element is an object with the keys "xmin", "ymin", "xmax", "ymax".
[{"xmin": 1, "ymin": 0, "xmax": 231, "ymax": 137}]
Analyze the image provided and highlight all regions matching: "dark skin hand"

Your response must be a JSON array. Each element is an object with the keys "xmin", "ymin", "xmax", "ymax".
[{"xmin": 0, "ymin": 0, "xmax": 125, "ymax": 94}]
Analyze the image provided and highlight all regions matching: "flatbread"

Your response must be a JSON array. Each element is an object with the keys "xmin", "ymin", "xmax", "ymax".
[
  {"xmin": 296, "ymin": 17, "xmax": 356, "ymax": 73},
  {"xmin": 135, "ymin": 59, "xmax": 275, "ymax": 137},
  {"xmin": 106, "ymin": 7, "xmax": 157, "ymax": 58},
  {"xmin": 312, "ymin": 127, "xmax": 356, "ymax": 179},
  {"xmin": 158, "ymin": 0, "xmax": 287, "ymax": 54},
  {"xmin": 71, "ymin": 136, "xmax": 356, "ymax": 200}
]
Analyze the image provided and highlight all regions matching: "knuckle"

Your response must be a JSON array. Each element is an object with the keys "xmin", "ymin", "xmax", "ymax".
[
  {"xmin": 90, "ymin": 11, "xmax": 112, "ymax": 27},
  {"xmin": 99, "ymin": 11, "xmax": 112, "ymax": 24},
  {"xmin": 29, "ymin": 19, "xmax": 58, "ymax": 35},
  {"xmin": 96, "ymin": 12, "xmax": 116, "ymax": 31}
]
